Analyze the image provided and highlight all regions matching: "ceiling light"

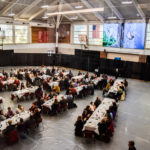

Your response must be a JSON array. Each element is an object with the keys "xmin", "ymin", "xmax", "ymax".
[
  {"xmin": 41, "ymin": 4, "xmax": 49, "ymax": 8},
  {"xmin": 107, "ymin": 16, "xmax": 117, "ymax": 19},
  {"xmin": 46, "ymin": 7, "xmax": 104, "ymax": 16},
  {"xmin": 75, "ymin": 5, "xmax": 83, "ymax": 9},
  {"xmin": 122, "ymin": 1, "xmax": 133, "ymax": 4},
  {"xmin": 8, "ymin": 13, "xmax": 15, "ymax": 16},
  {"xmin": 42, "ymin": 15, "xmax": 48, "ymax": 19},
  {"xmin": 70, "ymin": 16, "xmax": 78, "ymax": 20}
]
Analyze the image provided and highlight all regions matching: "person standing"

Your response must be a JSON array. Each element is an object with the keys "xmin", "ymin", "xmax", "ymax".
[
  {"xmin": 115, "ymin": 68, "xmax": 119, "ymax": 79},
  {"xmin": 128, "ymin": 141, "xmax": 136, "ymax": 150}
]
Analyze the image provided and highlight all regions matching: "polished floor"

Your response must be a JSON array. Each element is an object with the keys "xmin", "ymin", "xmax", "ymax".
[{"xmin": 0, "ymin": 67, "xmax": 150, "ymax": 150}]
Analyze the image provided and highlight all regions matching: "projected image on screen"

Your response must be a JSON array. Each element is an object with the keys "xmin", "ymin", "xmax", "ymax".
[
  {"xmin": 103, "ymin": 23, "xmax": 121, "ymax": 47},
  {"xmin": 123, "ymin": 23, "xmax": 146, "ymax": 49}
]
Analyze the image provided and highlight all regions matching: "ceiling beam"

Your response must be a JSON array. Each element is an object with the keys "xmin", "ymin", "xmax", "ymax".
[
  {"xmin": 15, "ymin": 0, "xmax": 43, "ymax": 19},
  {"xmin": 104, "ymin": 0, "xmax": 123, "ymax": 20},
  {"xmin": 63, "ymin": 15, "xmax": 72, "ymax": 22},
  {"xmin": 132, "ymin": 0, "xmax": 145, "ymax": 20},
  {"xmin": 64, "ymin": 0, "xmax": 87, "ymax": 22},
  {"xmin": 0, "ymin": 0, "xmax": 20, "ymax": 15},
  {"xmin": 28, "ymin": 0, "xmax": 59, "ymax": 21},
  {"xmin": 80, "ymin": 0, "xmax": 104, "ymax": 23}
]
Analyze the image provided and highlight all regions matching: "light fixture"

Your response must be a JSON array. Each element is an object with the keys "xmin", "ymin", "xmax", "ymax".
[
  {"xmin": 41, "ymin": 4, "xmax": 49, "ymax": 8},
  {"xmin": 8, "ymin": 13, "xmax": 15, "ymax": 16},
  {"xmin": 122, "ymin": 1, "xmax": 133, "ymax": 4},
  {"xmin": 75, "ymin": 5, "xmax": 83, "ymax": 9},
  {"xmin": 108, "ymin": 16, "xmax": 117, "ymax": 19},
  {"xmin": 46, "ymin": 7, "xmax": 104, "ymax": 16},
  {"xmin": 70, "ymin": 16, "xmax": 78, "ymax": 20},
  {"xmin": 42, "ymin": 16, "xmax": 49, "ymax": 19},
  {"xmin": 75, "ymin": 0, "xmax": 83, "ymax": 9},
  {"xmin": 41, "ymin": 0, "xmax": 49, "ymax": 8}
]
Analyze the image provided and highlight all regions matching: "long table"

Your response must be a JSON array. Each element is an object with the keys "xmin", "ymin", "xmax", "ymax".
[
  {"xmin": 11, "ymin": 86, "xmax": 38, "ymax": 99},
  {"xmin": 83, "ymin": 98, "xmax": 115, "ymax": 135},
  {"xmin": 0, "ymin": 111, "xmax": 31, "ymax": 135},
  {"xmin": 42, "ymin": 94, "xmax": 67, "ymax": 110}
]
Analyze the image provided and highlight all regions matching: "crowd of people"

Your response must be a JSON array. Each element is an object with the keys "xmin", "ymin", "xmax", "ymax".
[
  {"xmin": 0, "ymin": 66, "xmax": 135, "ymax": 149},
  {"xmin": 74, "ymin": 96, "xmax": 118, "ymax": 142}
]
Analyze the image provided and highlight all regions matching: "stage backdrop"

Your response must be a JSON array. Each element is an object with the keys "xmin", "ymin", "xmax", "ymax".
[
  {"xmin": 122, "ymin": 23, "xmax": 146, "ymax": 49},
  {"xmin": 103, "ymin": 23, "xmax": 122, "ymax": 48}
]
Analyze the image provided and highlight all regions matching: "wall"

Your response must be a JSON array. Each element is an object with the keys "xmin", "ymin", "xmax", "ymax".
[
  {"xmin": 107, "ymin": 53, "xmax": 139, "ymax": 62},
  {"xmin": 1, "ymin": 43, "xmax": 55, "ymax": 53},
  {"xmin": 31, "ymin": 27, "xmax": 56, "ymax": 43}
]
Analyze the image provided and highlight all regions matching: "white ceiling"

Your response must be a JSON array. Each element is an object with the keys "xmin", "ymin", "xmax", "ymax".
[{"xmin": 0, "ymin": 0, "xmax": 150, "ymax": 23}]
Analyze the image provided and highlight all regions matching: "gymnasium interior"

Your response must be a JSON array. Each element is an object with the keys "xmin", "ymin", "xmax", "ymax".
[{"xmin": 0, "ymin": 0, "xmax": 150, "ymax": 150}]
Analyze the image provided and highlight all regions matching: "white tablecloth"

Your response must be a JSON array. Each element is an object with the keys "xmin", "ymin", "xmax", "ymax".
[
  {"xmin": 92, "ymin": 77, "xmax": 103, "ymax": 86},
  {"xmin": 108, "ymin": 79, "xmax": 124, "ymax": 94},
  {"xmin": 48, "ymin": 81, "xmax": 59, "ymax": 89},
  {"xmin": 72, "ymin": 75, "xmax": 85, "ymax": 80},
  {"xmin": 12, "ymin": 86, "xmax": 38, "ymax": 98},
  {"xmin": 42, "ymin": 94, "xmax": 67, "ymax": 109},
  {"xmin": 0, "ymin": 111, "xmax": 31, "ymax": 134},
  {"xmin": 2, "ymin": 79, "xmax": 15, "ymax": 85},
  {"xmin": 83, "ymin": 98, "xmax": 115, "ymax": 135}
]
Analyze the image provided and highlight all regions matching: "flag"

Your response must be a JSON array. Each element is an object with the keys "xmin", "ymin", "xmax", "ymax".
[{"xmin": 92, "ymin": 25, "xmax": 100, "ymax": 39}]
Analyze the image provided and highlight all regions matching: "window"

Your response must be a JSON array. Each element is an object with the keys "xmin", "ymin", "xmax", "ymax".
[
  {"xmin": 88, "ymin": 24, "xmax": 103, "ymax": 46},
  {"xmin": 0, "ymin": 24, "xmax": 13, "ymax": 44},
  {"xmin": 73, "ymin": 25, "xmax": 87, "ymax": 44},
  {"xmin": 145, "ymin": 24, "xmax": 150, "ymax": 49},
  {"xmin": 15, "ymin": 25, "xmax": 28, "ymax": 43}
]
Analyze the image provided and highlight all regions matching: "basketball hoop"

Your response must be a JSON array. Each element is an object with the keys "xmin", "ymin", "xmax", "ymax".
[{"xmin": 78, "ymin": 34, "xmax": 87, "ymax": 43}]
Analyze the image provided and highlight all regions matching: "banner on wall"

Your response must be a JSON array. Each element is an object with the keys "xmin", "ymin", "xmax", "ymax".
[
  {"xmin": 38, "ymin": 30, "xmax": 43, "ymax": 43},
  {"xmin": 44, "ymin": 31, "xmax": 49, "ymax": 43},
  {"xmin": 92, "ymin": 25, "xmax": 100, "ymax": 39},
  {"xmin": 122, "ymin": 23, "xmax": 146, "ymax": 49},
  {"xmin": 103, "ymin": 23, "xmax": 121, "ymax": 48}
]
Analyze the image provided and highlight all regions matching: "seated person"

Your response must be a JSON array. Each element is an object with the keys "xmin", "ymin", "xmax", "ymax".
[
  {"xmin": 74, "ymin": 115, "xmax": 84, "ymax": 136},
  {"xmin": 0, "ymin": 110, "xmax": 6, "ymax": 121},
  {"xmin": 53, "ymin": 75, "xmax": 58, "ymax": 81},
  {"xmin": 0, "ymin": 79, "xmax": 3, "ymax": 91},
  {"xmin": 17, "ymin": 118, "xmax": 25, "ymax": 132},
  {"xmin": 29, "ymin": 103, "xmax": 37, "ymax": 113},
  {"xmin": 98, "ymin": 118, "xmax": 107, "ymax": 136},
  {"xmin": 94, "ymin": 97, "xmax": 102, "ymax": 108},
  {"xmin": 3, "ymin": 75, "xmax": 8, "ymax": 81},
  {"xmin": 0, "ymin": 99, "xmax": 3, "ymax": 111},
  {"xmin": 6, "ymin": 107, "xmax": 15, "ymax": 118},
  {"xmin": 89, "ymin": 102, "xmax": 95, "ymax": 112},
  {"xmin": 51, "ymin": 99, "xmax": 59, "ymax": 113},
  {"xmin": 69, "ymin": 70, "xmax": 73, "ymax": 78},
  {"xmin": 14, "ymin": 78, "xmax": 20, "ymax": 87},
  {"xmin": 20, "ymin": 82, "xmax": 25, "ymax": 90},
  {"xmin": 85, "ymin": 106, "xmax": 92, "ymax": 118},
  {"xmin": 67, "ymin": 93, "xmax": 77, "ymax": 109},
  {"xmin": 16, "ymin": 105, "xmax": 24, "ymax": 114},
  {"xmin": 32, "ymin": 108, "xmax": 42, "ymax": 126},
  {"xmin": 35, "ymin": 86, "xmax": 43, "ymax": 100},
  {"xmin": 26, "ymin": 81, "xmax": 32, "ymax": 88},
  {"xmin": 44, "ymin": 93, "xmax": 49, "ymax": 101},
  {"xmin": 78, "ymin": 71, "xmax": 82, "ymax": 76},
  {"xmin": 53, "ymin": 85, "xmax": 60, "ymax": 94},
  {"xmin": 48, "ymin": 91, "xmax": 55, "ymax": 99},
  {"xmin": 4, "ymin": 120, "xmax": 15, "ymax": 136}
]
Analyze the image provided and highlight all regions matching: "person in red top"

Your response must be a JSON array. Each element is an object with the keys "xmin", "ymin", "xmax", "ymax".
[
  {"xmin": 0, "ymin": 79, "xmax": 3, "ymax": 91},
  {"xmin": 14, "ymin": 78, "xmax": 20, "ymax": 87}
]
